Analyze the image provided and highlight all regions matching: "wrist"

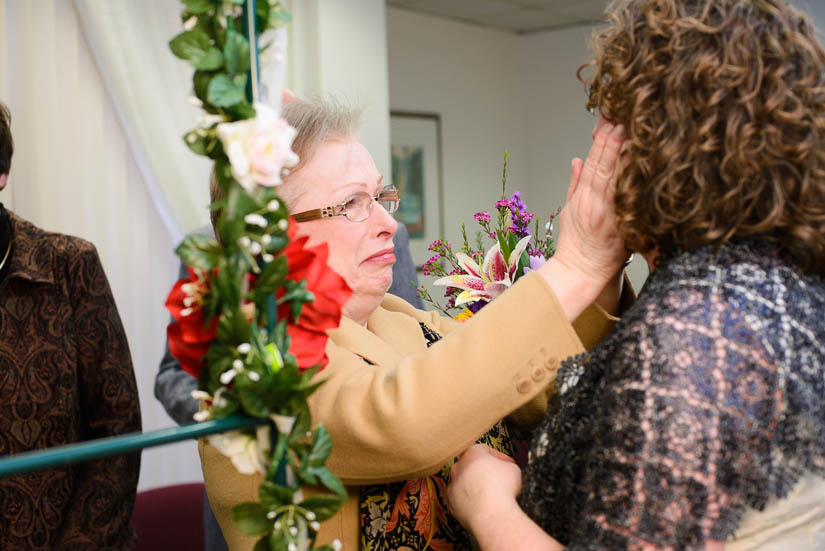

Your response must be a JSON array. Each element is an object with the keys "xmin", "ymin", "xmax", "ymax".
[
  {"xmin": 537, "ymin": 257, "xmax": 608, "ymax": 321},
  {"xmin": 468, "ymin": 495, "xmax": 523, "ymax": 544},
  {"xmin": 594, "ymin": 269, "xmax": 624, "ymax": 317}
]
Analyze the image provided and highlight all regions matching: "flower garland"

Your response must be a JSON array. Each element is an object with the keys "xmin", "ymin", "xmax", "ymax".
[
  {"xmin": 166, "ymin": 2, "xmax": 349, "ymax": 550},
  {"xmin": 416, "ymin": 152, "xmax": 560, "ymax": 318}
]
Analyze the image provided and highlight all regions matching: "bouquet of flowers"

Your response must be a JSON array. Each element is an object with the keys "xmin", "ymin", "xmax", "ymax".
[
  {"xmin": 165, "ymin": 2, "xmax": 348, "ymax": 550},
  {"xmin": 416, "ymin": 152, "xmax": 560, "ymax": 319}
]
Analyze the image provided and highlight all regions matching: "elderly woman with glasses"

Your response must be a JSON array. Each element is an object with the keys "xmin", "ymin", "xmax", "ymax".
[{"xmin": 201, "ymin": 98, "xmax": 631, "ymax": 550}]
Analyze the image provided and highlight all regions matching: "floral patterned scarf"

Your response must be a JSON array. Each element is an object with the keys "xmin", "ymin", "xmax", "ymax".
[{"xmin": 359, "ymin": 323, "xmax": 516, "ymax": 551}]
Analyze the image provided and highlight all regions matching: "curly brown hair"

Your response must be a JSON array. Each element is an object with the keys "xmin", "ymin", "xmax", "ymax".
[{"xmin": 580, "ymin": 0, "xmax": 825, "ymax": 273}]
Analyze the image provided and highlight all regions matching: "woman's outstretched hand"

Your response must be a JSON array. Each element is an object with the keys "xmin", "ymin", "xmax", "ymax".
[{"xmin": 537, "ymin": 121, "xmax": 628, "ymax": 321}]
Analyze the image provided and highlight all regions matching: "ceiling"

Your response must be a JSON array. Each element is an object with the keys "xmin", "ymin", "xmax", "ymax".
[{"xmin": 386, "ymin": 0, "xmax": 610, "ymax": 34}]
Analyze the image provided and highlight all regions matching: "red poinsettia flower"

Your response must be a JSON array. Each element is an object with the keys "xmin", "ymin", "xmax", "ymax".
[
  {"xmin": 165, "ymin": 267, "xmax": 218, "ymax": 377},
  {"xmin": 278, "ymin": 219, "xmax": 351, "ymax": 370}
]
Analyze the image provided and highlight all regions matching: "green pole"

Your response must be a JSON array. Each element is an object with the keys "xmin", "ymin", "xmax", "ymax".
[{"xmin": 0, "ymin": 415, "xmax": 267, "ymax": 479}]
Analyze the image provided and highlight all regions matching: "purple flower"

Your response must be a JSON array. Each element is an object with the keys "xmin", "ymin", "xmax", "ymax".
[
  {"xmin": 523, "ymin": 253, "xmax": 547, "ymax": 274},
  {"xmin": 474, "ymin": 211, "xmax": 491, "ymax": 223},
  {"xmin": 507, "ymin": 190, "xmax": 535, "ymax": 239},
  {"xmin": 468, "ymin": 301, "xmax": 487, "ymax": 314}
]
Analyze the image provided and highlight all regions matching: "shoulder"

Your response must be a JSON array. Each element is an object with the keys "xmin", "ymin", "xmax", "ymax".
[{"xmin": 9, "ymin": 212, "xmax": 100, "ymax": 282}]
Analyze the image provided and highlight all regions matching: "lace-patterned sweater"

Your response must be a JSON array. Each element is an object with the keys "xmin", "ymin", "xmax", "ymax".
[{"xmin": 520, "ymin": 240, "xmax": 825, "ymax": 550}]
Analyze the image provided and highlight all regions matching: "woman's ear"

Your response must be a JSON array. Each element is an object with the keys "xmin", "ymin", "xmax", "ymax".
[
  {"xmin": 282, "ymin": 88, "xmax": 298, "ymax": 105},
  {"xmin": 0, "ymin": 173, "xmax": 8, "ymax": 191}
]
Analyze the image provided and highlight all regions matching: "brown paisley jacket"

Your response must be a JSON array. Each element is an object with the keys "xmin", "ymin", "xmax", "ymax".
[{"xmin": 0, "ymin": 212, "xmax": 141, "ymax": 550}]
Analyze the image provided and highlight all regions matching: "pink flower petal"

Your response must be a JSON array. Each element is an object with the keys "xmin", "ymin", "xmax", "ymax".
[
  {"xmin": 483, "ymin": 245, "xmax": 507, "ymax": 282},
  {"xmin": 432, "ymin": 274, "xmax": 485, "ymax": 292},
  {"xmin": 455, "ymin": 252, "xmax": 482, "ymax": 278}
]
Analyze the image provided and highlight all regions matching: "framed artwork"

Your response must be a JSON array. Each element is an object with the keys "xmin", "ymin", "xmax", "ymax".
[{"xmin": 389, "ymin": 111, "xmax": 444, "ymax": 267}]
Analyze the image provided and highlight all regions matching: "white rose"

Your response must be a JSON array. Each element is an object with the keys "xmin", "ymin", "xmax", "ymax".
[
  {"xmin": 208, "ymin": 428, "xmax": 271, "ymax": 475},
  {"xmin": 216, "ymin": 103, "xmax": 299, "ymax": 191}
]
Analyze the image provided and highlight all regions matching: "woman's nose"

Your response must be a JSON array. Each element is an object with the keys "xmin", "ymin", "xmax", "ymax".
[{"xmin": 370, "ymin": 200, "xmax": 398, "ymax": 238}]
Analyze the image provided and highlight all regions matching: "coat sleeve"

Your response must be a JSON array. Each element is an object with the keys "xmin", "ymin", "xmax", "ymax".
[
  {"xmin": 381, "ymin": 275, "xmax": 632, "ymax": 430},
  {"xmin": 57, "ymin": 242, "xmax": 142, "ymax": 549},
  {"xmin": 154, "ymin": 259, "xmax": 199, "ymax": 425},
  {"xmin": 310, "ymin": 271, "xmax": 588, "ymax": 484}
]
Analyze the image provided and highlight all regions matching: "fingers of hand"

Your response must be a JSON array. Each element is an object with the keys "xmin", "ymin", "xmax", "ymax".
[
  {"xmin": 566, "ymin": 158, "xmax": 584, "ymax": 203},
  {"xmin": 582, "ymin": 120, "xmax": 614, "ymax": 175},
  {"xmin": 484, "ymin": 446, "xmax": 518, "ymax": 465},
  {"xmin": 593, "ymin": 124, "xmax": 625, "ymax": 198}
]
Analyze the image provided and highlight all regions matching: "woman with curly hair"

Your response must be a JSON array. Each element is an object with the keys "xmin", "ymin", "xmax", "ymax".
[{"xmin": 448, "ymin": 0, "xmax": 825, "ymax": 550}]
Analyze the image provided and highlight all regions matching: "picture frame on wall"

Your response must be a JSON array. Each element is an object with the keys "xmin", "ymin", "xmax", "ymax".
[{"xmin": 389, "ymin": 111, "xmax": 444, "ymax": 268}]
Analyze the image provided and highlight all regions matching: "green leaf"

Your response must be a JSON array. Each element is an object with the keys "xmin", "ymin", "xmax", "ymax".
[
  {"xmin": 279, "ymin": 279, "xmax": 313, "ymax": 320},
  {"xmin": 183, "ymin": 0, "xmax": 212, "ymax": 14},
  {"xmin": 216, "ymin": 308, "xmax": 252, "ymax": 344},
  {"xmin": 255, "ymin": 256, "xmax": 287, "ymax": 296},
  {"xmin": 201, "ymin": 354, "xmax": 230, "ymax": 393},
  {"xmin": 299, "ymin": 495, "xmax": 343, "ymax": 522},
  {"xmin": 270, "ymin": 319, "xmax": 289, "ymax": 352},
  {"xmin": 232, "ymin": 502, "xmax": 270, "ymax": 536},
  {"xmin": 235, "ymin": 375, "xmax": 273, "ymax": 417},
  {"xmin": 176, "ymin": 233, "xmax": 221, "ymax": 270},
  {"xmin": 208, "ymin": 74, "xmax": 246, "ymax": 107},
  {"xmin": 313, "ymin": 466, "xmax": 348, "ymax": 499},
  {"xmin": 211, "ymin": 388, "xmax": 240, "ymax": 418},
  {"xmin": 183, "ymin": 130, "xmax": 217, "ymax": 157},
  {"xmin": 193, "ymin": 70, "xmax": 216, "ymax": 103},
  {"xmin": 227, "ymin": 101, "xmax": 257, "ymax": 121},
  {"xmin": 169, "ymin": 30, "xmax": 224, "ymax": 70},
  {"xmin": 268, "ymin": 530, "xmax": 288, "ymax": 551},
  {"xmin": 288, "ymin": 401, "xmax": 312, "ymax": 445},
  {"xmin": 255, "ymin": 0, "xmax": 271, "ymax": 29},
  {"xmin": 223, "ymin": 29, "xmax": 250, "ymax": 76},
  {"xmin": 297, "ymin": 467, "xmax": 318, "ymax": 485},
  {"xmin": 212, "ymin": 259, "xmax": 241, "ymax": 308},
  {"xmin": 258, "ymin": 481, "xmax": 294, "ymax": 510},
  {"xmin": 227, "ymin": 180, "xmax": 262, "ymax": 217},
  {"xmin": 264, "ymin": 232, "xmax": 289, "ymax": 255},
  {"xmin": 307, "ymin": 426, "xmax": 333, "ymax": 466},
  {"xmin": 260, "ymin": 2, "xmax": 292, "ymax": 30},
  {"xmin": 253, "ymin": 535, "xmax": 269, "ymax": 551}
]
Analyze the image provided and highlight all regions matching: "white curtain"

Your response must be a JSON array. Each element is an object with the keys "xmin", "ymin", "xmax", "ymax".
[
  {"xmin": 73, "ymin": 0, "xmax": 212, "ymax": 243},
  {"xmin": 0, "ymin": 0, "xmax": 203, "ymax": 491}
]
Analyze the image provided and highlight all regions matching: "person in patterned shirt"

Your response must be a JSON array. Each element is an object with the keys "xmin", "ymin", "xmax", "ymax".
[{"xmin": 0, "ymin": 101, "xmax": 142, "ymax": 550}]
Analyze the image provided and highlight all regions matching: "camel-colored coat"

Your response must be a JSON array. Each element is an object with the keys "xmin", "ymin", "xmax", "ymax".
[{"xmin": 200, "ymin": 271, "xmax": 622, "ymax": 550}]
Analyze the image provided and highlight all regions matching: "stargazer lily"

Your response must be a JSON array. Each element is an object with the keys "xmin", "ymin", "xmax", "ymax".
[{"xmin": 433, "ymin": 235, "xmax": 531, "ymax": 306}]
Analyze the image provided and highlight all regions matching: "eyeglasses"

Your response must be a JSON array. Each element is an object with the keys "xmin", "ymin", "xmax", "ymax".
[{"xmin": 293, "ymin": 185, "xmax": 400, "ymax": 223}]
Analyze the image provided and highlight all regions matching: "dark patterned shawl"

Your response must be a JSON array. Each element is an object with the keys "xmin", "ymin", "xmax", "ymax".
[{"xmin": 520, "ymin": 240, "xmax": 825, "ymax": 551}]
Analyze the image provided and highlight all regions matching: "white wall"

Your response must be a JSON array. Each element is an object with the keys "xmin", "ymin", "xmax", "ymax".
[
  {"xmin": 517, "ymin": 26, "xmax": 651, "ymax": 287},
  {"xmin": 791, "ymin": 0, "xmax": 825, "ymax": 36},
  {"xmin": 387, "ymin": 8, "xmax": 528, "ymax": 274},
  {"xmin": 287, "ymin": 0, "xmax": 391, "ymax": 179},
  {"xmin": 387, "ymin": 8, "xmax": 650, "ymax": 290}
]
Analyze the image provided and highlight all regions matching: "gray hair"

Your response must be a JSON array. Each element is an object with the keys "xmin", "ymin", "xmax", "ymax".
[{"xmin": 279, "ymin": 97, "xmax": 361, "ymax": 209}]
